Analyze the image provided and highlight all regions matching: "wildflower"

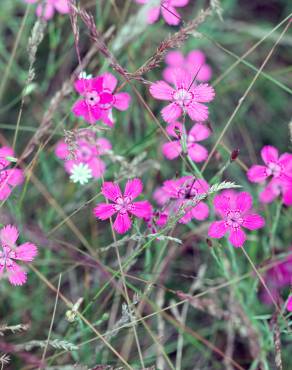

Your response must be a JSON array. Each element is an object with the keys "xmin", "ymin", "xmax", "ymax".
[
  {"xmin": 260, "ymin": 247, "xmax": 292, "ymax": 305},
  {"xmin": 247, "ymin": 146, "xmax": 292, "ymax": 206},
  {"xmin": 161, "ymin": 176, "xmax": 210, "ymax": 224},
  {"xmin": 208, "ymin": 191, "xmax": 265, "ymax": 248},
  {"xmin": 69, "ymin": 163, "xmax": 92, "ymax": 185},
  {"xmin": 287, "ymin": 296, "xmax": 292, "ymax": 312},
  {"xmin": 55, "ymin": 137, "xmax": 111, "ymax": 180},
  {"xmin": 72, "ymin": 73, "xmax": 131, "ymax": 127},
  {"xmin": 94, "ymin": 179, "xmax": 152, "ymax": 234},
  {"xmin": 135, "ymin": 0, "xmax": 189, "ymax": 26},
  {"xmin": 0, "ymin": 146, "xmax": 24, "ymax": 201},
  {"xmin": 0, "ymin": 225, "xmax": 37, "ymax": 286},
  {"xmin": 149, "ymin": 68, "xmax": 215, "ymax": 123},
  {"xmin": 24, "ymin": 0, "xmax": 70, "ymax": 20},
  {"xmin": 163, "ymin": 50, "xmax": 212, "ymax": 83},
  {"xmin": 162, "ymin": 121, "xmax": 211, "ymax": 162}
]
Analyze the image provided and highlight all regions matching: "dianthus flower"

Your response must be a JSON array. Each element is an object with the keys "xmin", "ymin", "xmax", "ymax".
[
  {"xmin": 163, "ymin": 50, "xmax": 212, "ymax": 83},
  {"xmin": 24, "ymin": 0, "xmax": 70, "ymax": 20},
  {"xmin": 72, "ymin": 73, "xmax": 131, "ymax": 127},
  {"xmin": 149, "ymin": 69, "xmax": 215, "ymax": 123},
  {"xmin": 162, "ymin": 121, "xmax": 211, "ymax": 162},
  {"xmin": 208, "ymin": 191, "xmax": 265, "ymax": 248},
  {"xmin": 287, "ymin": 296, "xmax": 292, "ymax": 312},
  {"xmin": 55, "ymin": 136, "xmax": 111, "ymax": 183},
  {"xmin": 247, "ymin": 146, "xmax": 292, "ymax": 206},
  {"xmin": 94, "ymin": 179, "xmax": 152, "ymax": 234},
  {"xmin": 135, "ymin": 0, "xmax": 189, "ymax": 26},
  {"xmin": 0, "ymin": 146, "xmax": 24, "ymax": 201},
  {"xmin": 0, "ymin": 225, "xmax": 37, "ymax": 286},
  {"xmin": 158, "ymin": 176, "xmax": 209, "ymax": 224}
]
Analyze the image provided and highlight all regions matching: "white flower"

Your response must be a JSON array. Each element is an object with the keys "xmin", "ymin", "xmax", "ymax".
[
  {"xmin": 70, "ymin": 163, "xmax": 92, "ymax": 185},
  {"xmin": 78, "ymin": 71, "xmax": 93, "ymax": 80}
]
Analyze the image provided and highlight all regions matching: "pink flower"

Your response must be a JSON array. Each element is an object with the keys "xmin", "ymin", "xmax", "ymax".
[
  {"xmin": 208, "ymin": 191, "xmax": 265, "ymax": 248},
  {"xmin": 72, "ymin": 73, "xmax": 131, "ymax": 127},
  {"xmin": 135, "ymin": 0, "xmax": 189, "ymax": 26},
  {"xmin": 0, "ymin": 225, "xmax": 37, "ymax": 286},
  {"xmin": 163, "ymin": 50, "xmax": 212, "ymax": 83},
  {"xmin": 247, "ymin": 146, "xmax": 292, "ymax": 206},
  {"xmin": 260, "ymin": 248, "xmax": 292, "ymax": 305},
  {"xmin": 161, "ymin": 176, "xmax": 209, "ymax": 224},
  {"xmin": 55, "ymin": 136, "xmax": 111, "ymax": 179},
  {"xmin": 0, "ymin": 146, "xmax": 24, "ymax": 201},
  {"xmin": 287, "ymin": 296, "xmax": 292, "ymax": 312},
  {"xmin": 149, "ymin": 68, "xmax": 215, "ymax": 123},
  {"xmin": 24, "ymin": 0, "xmax": 70, "ymax": 20},
  {"xmin": 162, "ymin": 121, "xmax": 211, "ymax": 162},
  {"xmin": 94, "ymin": 179, "xmax": 152, "ymax": 234}
]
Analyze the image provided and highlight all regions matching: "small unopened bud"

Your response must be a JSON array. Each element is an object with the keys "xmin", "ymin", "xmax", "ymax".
[
  {"xmin": 65, "ymin": 297, "xmax": 83, "ymax": 323},
  {"xmin": 230, "ymin": 149, "xmax": 240, "ymax": 161},
  {"xmin": 5, "ymin": 156, "xmax": 18, "ymax": 163}
]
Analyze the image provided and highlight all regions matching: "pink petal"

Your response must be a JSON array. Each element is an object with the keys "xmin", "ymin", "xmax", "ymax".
[
  {"xmin": 287, "ymin": 296, "xmax": 292, "ymax": 312},
  {"xmin": 242, "ymin": 214, "xmax": 265, "ymax": 230},
  {"xmin": 213, "ymin": 194, "xmax": 230, "ymax": 217},
  {"xmin": 54, "ymin": 0, "xmax": 70, "ymax": 14},
  {"xmin": 161, "ymin": 6, "xmax": 181, "ymax": 25},
  {"xmin": 91, "ymin": 77, "xmax": 104, "ymax": 92},
  {"xmin": 74, "ymin": 79, "xmax": 91, "ymax": 94},
  {"xmin": 149, "ymin": 81, "xmax": 174, "ymax": 100},
  {"xmin": 88, "ymin": 158, "xmax": 105, "ymax": 178},
  {"xmin": 261, "ymin": 145, "xmax": 279, "ymax": 165},
  {"xmin": 278, "ymin": 153, "xmax": 292, "ymax": 172},
  {"xmin": 99, "ymin": 110, "xmax": 114, "ymax": 128},
  {"xmin": 101, "ymin": 72, "xmax": 117, "ymax": 92},
  {"xmin": 113, "ymin": 92, "xmax": 131, "ymax": 111},
  {"xmin": 153, "ymin": 187, "xmax": 170, "ymax": 206},
  {"xmin": 102, "ymin": 182, "xmax": 122, "ymax": 202},
  {"xmin": 191, "ymin": 201, "xmax": 209, "ymax": 220},
  {"xmin": 282, "ymin": 184, "xmax": 292, "ymax": 206},
  {"xmin": 208, "ymin": 221, "xmax": 228, "ymax": 238},
  {"xmin": 0, "ymin": 225, "xmax": 19, "ymax": 246},
  {"xmin": 165, "ymin": 121, "xmax": 183, "ymax": 138},
  {"xmin": 135, "ymin": 0, "xmax": 147, "ymax": 3},
  {"xmin": 165, "ymin": 51, "xmax": 184, "ymax": 67},
  {"xmin": 235, "ymin": 192, "xmax": 252, "ymax": 213},
  {"xmin": 259, "ymin": 183, "xmax": 279, "ymax": 204},
  {"xmin": 188, "ymin": 143, "xmax": 208, "ymax": 162},
  {"xmin": 55, "ymin": 141, "xmax": 69, "ymax": 159},
  {"xmin": 94, "ymin": 203, "xmax": 116, "ymax": 220},
  {"xmin": 247, "ymin": 165, "xmax": 268, "ymax": 183},
  {"xmin": 0, "ymin": 146, "xmax": 14, "ymax": 167},
  {"xmin": 192, "ymin": 179, "xmax": 209, "ymax": 195},
  {"xmin": 171, "ymin": 68, "xmax": 193, "ymax": 89},
  {"xmin": 72, "ymin": 100, "xmax": 101, "ymax": 124},
  {"xmin": 96, "ymin": 138, "xmax": 112, "ymax": 154},
  {"xmin": 7, "ymin": 262, "xmax": 27, "ymax": 286},
  {"xmin": 114, "ymin": 212, "xmax": 132, "ymax": 234},
  {"xmin": 124, "ymin": 178, "xmax": 143, "ymax": 200},
  {"xmin": 229, "ymin": 227, "xmax": 246, "ymax": 248},
  {"xmin": 162, "ymin": 140, "xmax": 182, "ymax": 160},
  {"xmin": 196, "ymin": 65, "xmax": 212, "ymax": 82},
  {"xmin": 192, "ymin": 83, "xmax": 215, "ymax": 102},
  {"xmin": 188, "ymin": 123, "xmax": 211, "ymax": 142},
  {"xmin": 170, "ymin": 0, "xmax": 189, "ymax": 6},
  {"xmin": 64, "ymin": 159, "xmax": 75, "ymax": 174},
  {"xmin": 130, "ymin": 200, "xmax": 152, "ymax": 218},
  {"xmin": 6, "ymin": 169, "xmax": 24, "ymax": 186},
  {"xmin": 0, "ymin": 183, "xmax": 11, "ymax": 201},
  {"xmin": 147, "ymin": 6, "xmax": 160, "ymax": 24},
  {"xmin": 186, "ymin": 102, "xmax": 209, "ymax": 122},
  {"xmin": 36, "ymin": 3, "xmax": 55, "ymax": 20},
  {"xmin": 161, "ymin": 103, "xmax": 182, "ymax": 123},
  {"xmin": 186, "ymin": 50, "xmax": 205, "ymax": 67},
  {"xmin": 15, "ymin": 242, "xmax": 38, "ymax": 262}
]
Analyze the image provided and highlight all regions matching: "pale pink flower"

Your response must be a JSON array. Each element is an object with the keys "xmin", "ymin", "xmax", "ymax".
[
  {"xmin": 55, "ymin": 137, "xmax": 111, "ymax": 180},
  {"xmin": 0, "ymin": 225, "xmax": 37, "ymax": 286},
  {"xmin": 135, "ymin": 0, "xmax": 189, "ymax": 26},
  {"xmin": 160, "ymin": 176, "xmax": 209, "ymax": 224},
  {"xmin": 162, "ymin": 121, "xmax": 211, "ymax": 162},
  {"xmin": 287, "ymin": 296, "xmax": 292, "ymax": 312},
  {"xmin": 149, "ymin": 68, "xmax": 215, "ymax": 123},
  {"xmin": 260, "ymin": 247, "xmax": 292, "ymax": 305},
  {"xmin": 94, "ymin": 179, "xmax": 152, "ymax": 234},
  {"xmin": 247, "ymin": 146, "xmax": 292, "ymax": 206},
  {"xmin": 163, "ymin": 50, "xmax": 212, "ymax": 83},
  {"xmin": 72, "ymin": 73, "xmax": 131, "ymax": 127},
  {"xmin": 208, "ymin": 191, "xmax": 265, "ymax": 248},
  {"xmin": 0, "ymin": 146, "xmax": 24, "ymax": 201},
  {"xmin": 24, "ymin": 0, "xmax": 70, "ymax": 20}
]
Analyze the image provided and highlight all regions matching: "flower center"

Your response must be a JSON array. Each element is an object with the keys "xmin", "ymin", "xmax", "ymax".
[
  {"xmin": 85, "ymin": 91, "xmax": 100, "ymax": 106},
  {"xmin": 0, "ymin": 246, "xmax": 15, "ymax": 267},
  {"xmin": 77, "ymin": 145, "xmax": 93, "ymax": 162},
  {"xmin": 266, "ymin": 162, "xmax": 281, "ymax": 178},
  {"xmin": 115, "ymin": 196, "xmax": 132, "ymax": 214},
  {"xmin": 173, "ymin": 89, "xmax": 193, "ymax": 107},
  {"xmin": 226, "ymin": 210, "xmax": 243, "ymax": 228}
]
